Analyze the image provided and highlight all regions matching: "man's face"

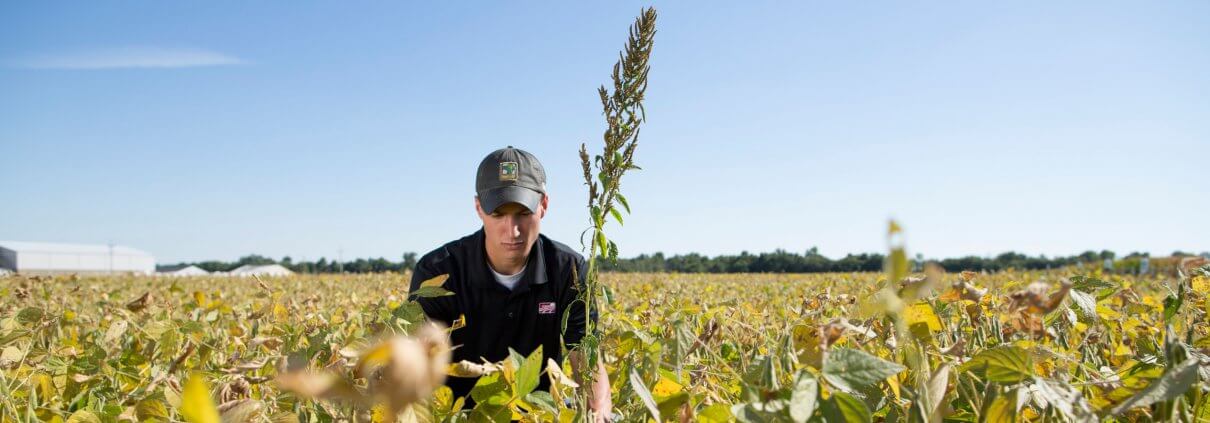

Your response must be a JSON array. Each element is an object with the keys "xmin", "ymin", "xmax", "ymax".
[{"xmin": 476, "ymin": 195, "xmax": 548, "ymax": 266}]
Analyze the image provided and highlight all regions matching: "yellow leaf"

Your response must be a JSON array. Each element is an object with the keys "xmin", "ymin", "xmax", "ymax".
[
  {"xmin": 192, "ymin": 291, "xmax": 207, "ymax": 307},
  {"xmin": 1020, "ymin": 407, "xmax": 1040, "ymax": 420},
  {"xmin": 904, "ymin": 302, "xmax": 942, "ymax": 332},
  {"xmin": 420, "ymin": 274, "xmax": 450, "ymax": 288},
  {"xmin": 937, "ymin": 289, "xmax": 961, "ymax": 303},
  {"xmin": 1096, "ymin": 306, "xmax": 1121, "ymax": 321},
  {"xmin": 984, "ymin": 393, "xmax": 1016, "ymax": 423},
  {"xmin": 272, "ymin": 303, "xmax": 288, "ymax": 322},
  {"xmin": 651, "ymin": 376, "xmax": 682, "ymax": 398},
  {"xmin": 180, "ymin": 373, "xmax": 220, "ymax": 423},
  {"xmin": 1113, "ymin": 343, "xmax": 1132, "ymax": 357},
  {"xmin": 1192, "ymin": 276, "xmax": 1208, "ymax": 293},
  {"xmin": 371, "ymin": 403, "xmax": 390, "ymax": 423},
  {"xmin": 34, "ymin": 372, "xmax": 54, "ymax": 402},
  {"xmin": 1141, "ymin": 295, "xmax": 1162, "ymax": 308},
  {"xmin": 65, "ymin": 410, "xmax": 100, "ymax": 423},
  {"xmin": 354, "ymin": 342, "xmax": 394, "ymax": 378}
]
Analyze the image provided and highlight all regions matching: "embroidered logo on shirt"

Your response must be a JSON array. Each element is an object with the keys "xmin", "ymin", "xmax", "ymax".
[{"xmin": 538, "ymin": 302, "xmax": 556, "ymax": 314}]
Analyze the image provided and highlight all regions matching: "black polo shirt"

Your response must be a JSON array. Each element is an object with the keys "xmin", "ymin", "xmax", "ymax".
[{"xmin": 409, "ymin": 228, "xmax": 594, "ymax": 401}]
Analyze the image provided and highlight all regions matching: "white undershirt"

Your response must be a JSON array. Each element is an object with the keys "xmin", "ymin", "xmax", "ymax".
[{"xmin": 490, "ymin": 265, "xmax": 526, "ymax": 291}]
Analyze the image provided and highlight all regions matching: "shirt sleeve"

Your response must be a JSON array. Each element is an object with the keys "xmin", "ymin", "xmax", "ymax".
[
  {"xmin": 560, "ymin": 256, "xmax": 598, "ymax": 350},
  {"xmin": 409, "ymin": 254, "xmax": 458, "ymax": 326}
]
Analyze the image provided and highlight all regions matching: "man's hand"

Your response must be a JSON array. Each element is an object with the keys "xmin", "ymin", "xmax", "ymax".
[{"xmin": 569, "ymin": 350, "xmax": 612, "ymax": 422}]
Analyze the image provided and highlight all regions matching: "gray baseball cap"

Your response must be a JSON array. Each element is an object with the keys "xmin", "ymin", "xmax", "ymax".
[{"xmin": 476, "ymin": 146, "xmax": 547, "ymax": 213}]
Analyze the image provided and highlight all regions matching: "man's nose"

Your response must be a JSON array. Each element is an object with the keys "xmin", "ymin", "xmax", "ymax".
[{"xmin": 508, "ymin": 217, "xmax": 521, "ymax": 238}]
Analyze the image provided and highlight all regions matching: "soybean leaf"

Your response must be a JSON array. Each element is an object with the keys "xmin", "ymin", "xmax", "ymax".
[
  {"xmin": 1070, "ymin": 276, "xmax": 1115, "ymax": 293},
  {"xmin": 1068, "ymin": 290, "xmax": 1099, "ymax": 323},
  {"xmin": 65, "ymin": 410, "xmax": 101, "ymax": 423},
  {"xmin": 822, "ymin": 391, "xmax": 871, "ymax": 423},
  {"xmin": 630, "ymin": 368, "xmax": 662, "ymax": 422},
  {"xmin": 922, "ymin": 363, "xmax": 953, "ymax": 421},
  {"xmin": 823, "ymin": 348, "xmax": 906, "ymax": 392},
  {"xmin": 411, "ymin": 274, "xmax": 454, "ymax": 298},
  {"xmin": 1163, "ymin": 287, "xmax": 1184, "ymax": 323},
  {"xmin": 788, "ymin": 371, "xmax": 819, "ymax": 423},
  {"xmin": 982, "ymin": 390, "xmax": 1017, "ymax": 423},
  {"xmin": 515, "ymin": 345, "xmax": 543, "ymax": 397},
  {"xmin": 179, "ymin": 373, "xmax": 220, "ymax": 423},
  {"xmin": 1110, "ymin": 357, "xmax": 1200, "ymax": 415},
  {"xmin": 959, "ymin": 345, "xmax": 1033, "ymax": 383}
]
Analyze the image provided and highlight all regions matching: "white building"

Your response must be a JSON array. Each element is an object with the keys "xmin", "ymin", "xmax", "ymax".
[
  {"xmin": 229, "ymin": 264, "xmax": 294, "ymax": 277},
  {"xmin": 156, "ymin": 264, "xmax": 210, "ymax": 276},
  {"xmin": 0, "ymin": 241, "xmax": 155, "ymax": 275}
]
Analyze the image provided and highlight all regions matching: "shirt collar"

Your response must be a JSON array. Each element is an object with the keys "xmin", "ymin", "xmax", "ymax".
[{"xmin": 473, "ymin": 229, "xmax": 548, "ymax": 293}]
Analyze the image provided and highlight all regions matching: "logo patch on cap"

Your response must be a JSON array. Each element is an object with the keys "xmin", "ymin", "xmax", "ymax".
[
  {"xmin": 538, "ymin": 302, "xmax": 556, "ymax": 314},
  {"xmin": 499, "ymin": 162, "xmax": 519, "ymax": 182}
]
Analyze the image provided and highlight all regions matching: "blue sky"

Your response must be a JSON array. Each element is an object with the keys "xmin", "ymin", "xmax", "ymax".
[{"xmin": 2, "ymin": 2, "xmax": 1207, "ymax": 264}]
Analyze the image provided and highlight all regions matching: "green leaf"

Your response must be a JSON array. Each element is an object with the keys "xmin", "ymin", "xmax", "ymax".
[
  {"xmin": 1068, "ymin": 290, "xmax": 1099, "ymax": 323},
  {"xmin": 959, "ymin": 345, "xmax": 1033, "ymax": 383},
  {"xmin": 822, "ymin": 392, "xmax": 871, "ymax": 423},
  {"xmin": 922, "ymin": 363, "xmax": 952, "ymax": 421},
  {"xmin": 1163, "ymin": 289, "xmax": 1183, "ymax": 323},
  {"xmin": 609, "ymin": 207, "xmax": 624, "ymax": 226},
  {"xmin": 16, "ymin": 307, "xmax": 44, "ymax": 326},
  {"xmin": 1070, "ymin": 276, "xmax": 1115, "ymax": 293},
  {"xmin": 411, "ymin": 275, "xmax": 454, "ymax": 298},
  {"xmin": 591, "ymin": 206, "xmax": 603, "ymax": 228},
  {"xmin": 630, "ymin": 368, "xmax": 661, "ymax": 422},
  {"xmin": 1029, "ymin": 378, "xmax": 1097, "ymax": 422},
  {"xmin": 788, "ymin": 371, "xmax": 819, "ymax": 423},
  {"xmin": 656, "ymin": 392, "xmax": 690, "ymax": 420},
  {"xmin": 136, "ymin": 397, "xmax": 171, "ymax": 421},
  {"xmin": 179, "ymin": 373, "xmax": 219, "ymax": 423},
  {"xmin": 822, "ymin": 348, "xmax": 906, "ymax": 392},
  {"xmin": 409, "ymin": 285, "xmax": 453, "ymax": 298},
  {"xmin": 1110, "ymin": 357, "xmax": 1201, "ymax": 415},
  {"xmin": 515, "ymin": 345, "xmax": 543, "ymax": 397},
  {"xmin": 596, "ymin": 231, "xmax": 608, "ymax": 258},
  {"xmin": 469, "ymin": 403, "xmax": 512, "ymax": 423},
  {"xmin": 982, "ymin": 390, "xmax": 1017, "ymax": 423},
  {"xmin": 617, "ymin": 193, "xmax": 631, "ymax": 214},
  {"xmin": 523, "ymin": 391, "xmax": 557, "ymax": 415},
  {"xmin": 470, "ymin": 372, "xmax": 509, "ymax": 405}
]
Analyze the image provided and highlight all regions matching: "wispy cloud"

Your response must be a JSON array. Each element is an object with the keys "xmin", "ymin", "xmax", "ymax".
[{"xmin": 10, "ymin": 47, "xmax": 246, "ymax": 70}]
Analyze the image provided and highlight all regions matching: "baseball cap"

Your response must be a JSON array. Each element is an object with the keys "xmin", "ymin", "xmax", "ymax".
[{"xmin": 476, "ymin": 146, "xmax": 547, "ymax": 214}]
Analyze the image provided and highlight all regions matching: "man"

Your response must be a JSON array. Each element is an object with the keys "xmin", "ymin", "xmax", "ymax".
[{"xmin": 409, "ymin": 146, "xmax": 612, "ymax": 418}]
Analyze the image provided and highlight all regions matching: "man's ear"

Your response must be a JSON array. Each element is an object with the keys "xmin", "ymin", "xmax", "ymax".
[
  {"xmin": 538, "ymin": 194, "xmax": 550, "ymax": 218},
  {"xmin": 474, "ymin": 196, "xmax": 484, "ymax": 216}
]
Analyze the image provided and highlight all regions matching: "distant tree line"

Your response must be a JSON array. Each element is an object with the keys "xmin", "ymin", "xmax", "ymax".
[
  {"xmin": 185, "ymin": 253, "xmax": 419, "ymax": 274},
  {"xmin": 171, "ymin": 249, "xmax": 1207, "ymax": 274},
  {"xmin": 598, "ymin": 248, "xmax": 1210, "ymax": 274}
]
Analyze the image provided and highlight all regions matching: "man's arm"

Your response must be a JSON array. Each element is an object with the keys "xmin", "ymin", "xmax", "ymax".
[{"xmin": 569, "ymin": 350, "xmax": 612, "ymax": 421}]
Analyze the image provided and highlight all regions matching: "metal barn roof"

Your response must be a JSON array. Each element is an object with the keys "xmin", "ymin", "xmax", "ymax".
[{"xmin": 0, "ymin": 241, "xmax": 152, "ymax": 256}]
